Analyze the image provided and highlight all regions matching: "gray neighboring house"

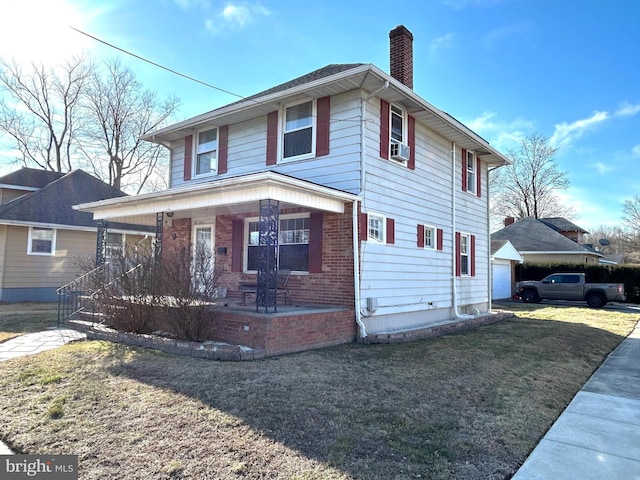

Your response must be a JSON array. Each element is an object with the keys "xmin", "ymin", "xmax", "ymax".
[
  {"xmin": 491, "ymin": 217, "xmax": 603, "ymax": 265},
  {"xmin": 0, "ymin": 168, "xmax": 153, "ymax": 302}
]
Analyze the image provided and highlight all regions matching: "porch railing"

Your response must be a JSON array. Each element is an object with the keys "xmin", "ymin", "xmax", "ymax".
[{"xmin": 57, "ymin": 263, "xmax": 110, "ymax": 327}]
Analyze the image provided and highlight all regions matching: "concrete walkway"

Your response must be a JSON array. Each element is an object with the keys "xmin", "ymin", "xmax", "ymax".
[
  {"xmin": 0, "ymin": 327, "xmax": 86, "ymax": 454},
  {"xmin": 513, "ymin": 322, "xmax": 640, "ymax": 479}
]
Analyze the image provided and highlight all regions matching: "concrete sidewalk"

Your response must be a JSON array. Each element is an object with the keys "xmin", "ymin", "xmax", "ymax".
[
  {"xmin": 0, "ymin": 328, "xmax": 86, "ymax": 362},
  {"xmin": 513, "ymin": 322, "xmax": 640, "ymax": 480}
]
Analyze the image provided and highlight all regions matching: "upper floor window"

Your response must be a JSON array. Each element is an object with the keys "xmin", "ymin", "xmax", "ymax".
[
  {"xmin": 389, "ymin": 104, "xmax": 410, "ymax": 165},
  {"xmin": 283, "ymin": 100, "xmax": 314, "ymax": 159},
  {"xmin": 28, "ymin": 227, "xmax": 55, "ymax": 255},
  {"xmin": 390, "ymin": 104, "xmax": 404, "ymax": 144},
  {"xmin": 465, "ymin": 150, "xmax": 476, "ymax": 195},
  {"xmin": 195, "ymin": 127, "xmax": 217, "ymax": 176},
  {"xmin": 368, "ymin": 213, "xmax": 386, "ymax": 243}
]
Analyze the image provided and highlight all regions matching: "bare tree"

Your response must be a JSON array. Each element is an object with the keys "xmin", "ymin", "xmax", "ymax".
[
  {"xmin": 584, "ymin": 224, "xmax": 640, "ymax": 264},
  {"xmin": 0, "ymin": 56, "xmax": 93, "ymax": 172},
  {"xmin": 622, "ymin": 195, "xmax": 640, "ymax": 233},
  {"xmin": 79, "ymin": 59, "xmax": 179, "ymax": 192},
  {"xmin": 490, "ymin": 133, "xmax": 574, "ymax": 220}
]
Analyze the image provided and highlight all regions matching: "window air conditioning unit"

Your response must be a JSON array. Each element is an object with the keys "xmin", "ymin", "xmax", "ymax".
[{"xmin": 390, "ymin": 141, "xmax": 410, "ymax": 162}]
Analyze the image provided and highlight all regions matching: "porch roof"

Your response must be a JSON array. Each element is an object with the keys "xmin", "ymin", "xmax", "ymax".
[{"xmin": 74, "ymin": 171, "xmax": 360, "ymax": 226}]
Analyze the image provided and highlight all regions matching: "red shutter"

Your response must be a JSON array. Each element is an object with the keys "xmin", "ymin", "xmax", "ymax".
[
  {"xmin": 231, "ymin": 219, "xmax": 244, "ymax": 272},
  {"xmin": 470, "ymin": 234, "xmax": 476, "ymax": 276},
  {"xmin": 408, "ymin": 115, "xmax": 416, "ymax": 170},
  {"xmin": 380, "ymin": 99, "xmax": 390, "ymax": 159},
  {"xmin": 359, "ymin": 213, "xmax": 368, "ymax": 242},
  {"xmin": 218, "ymin": 125, "xmax": 228, "ymax": 174},
  {"xmin": 266, "ymin": 111, "xmax": 278, "ymax": 165},
  {"xmin": 386, "ymin": 218, "xmax": 395, "ymax": 244},
  {"xmin": 309, "ymin": 212, "xmax": 323, "ymax": 273},
  {"xmin": 437, "ymin": 228, "xmax": 443, "ymax": 250},
  {"xmin": 417, "ymin": 224, "xmax": 425, "ymax": 247},
  {"xmin": 184, "ymin": 135, "xmax": 192, "ymax": 181},
  {"xmin": 476, "ymin": 156, "xmax": 482, "ymax": 197},
  {"xmin": 316, "ymin": 96, "xmax": 330, "ymax": 157},
  {"xmin": 461, "ymin": 148, "xmax": 467, "ymax": 192},
  {"xmin": 455, "ymin": 232, "xmax": 461, "ymax": 277}
]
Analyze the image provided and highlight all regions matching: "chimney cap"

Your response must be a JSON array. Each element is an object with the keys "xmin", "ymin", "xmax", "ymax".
[{"xmin": 390, "ymin": 25, "xmax": 414, "ymax": 40}]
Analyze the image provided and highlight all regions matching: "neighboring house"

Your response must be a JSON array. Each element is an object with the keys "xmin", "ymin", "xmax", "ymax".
[
  {"xmin": 491, "ymin": 240, "xmax": 523, "ymax": 300},
  {"xmin": 76, "ymin": 26, "xmax": 511, "ymax": 353},
  {"xmin": 491, "ymin": 217, "xmax": 603, "ymax": 265},
  {"xmin": 0, "ymin": 168, "xmax": 153, "ymax": 302}
]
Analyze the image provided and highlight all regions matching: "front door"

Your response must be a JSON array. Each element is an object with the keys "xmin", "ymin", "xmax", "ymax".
[{"xmin": 192, "ymin": 223, "xmax": 215, "ymax": 293}]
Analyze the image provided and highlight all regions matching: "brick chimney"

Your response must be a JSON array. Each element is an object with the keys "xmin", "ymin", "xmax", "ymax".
[
  {"xmin": 389, "ymin": 25, "xmax": 413, "ymax": 89},
  {"xmin": 504, "ymin": 217, "xmax": 515, "ymax": 226}
]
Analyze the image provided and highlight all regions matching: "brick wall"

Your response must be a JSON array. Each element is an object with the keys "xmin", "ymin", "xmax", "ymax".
[{"xmin": 214, "ymin": 308, "xmax": 356, "ymax": 355}]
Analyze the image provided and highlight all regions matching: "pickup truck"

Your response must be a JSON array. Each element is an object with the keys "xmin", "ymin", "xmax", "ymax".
[{"xmin": 515, "ymin": 273, "xmax": 626, "ymax": 308}]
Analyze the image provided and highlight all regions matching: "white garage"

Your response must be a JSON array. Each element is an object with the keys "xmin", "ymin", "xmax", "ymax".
[{"xmin": 491, "ymin": 240, "xmax": 523, "ymax": 300}]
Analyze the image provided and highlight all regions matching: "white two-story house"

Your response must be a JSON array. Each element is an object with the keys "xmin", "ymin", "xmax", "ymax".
[{"xmin": 76, "ymin": 26, "xmax": 510, "ymax": 356}]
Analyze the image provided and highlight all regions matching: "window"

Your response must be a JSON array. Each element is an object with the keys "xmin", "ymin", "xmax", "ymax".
[
  {"xmin": 106, "ymin": 233, "xmax": 124, "ymax": 258},
  {"xmin": 283, "ymin": 101, "xmax": 314, "ymax": 159},
  {"xmin": 460, "ymin": 233, "xmax": 470, "ymax": 276},
  {"xmin": 390, "ymin": 104, "xmax": 404, "ymax": 144},
  {"xmin": 245, "ymin": 215, "xmax": 310, "ymax": 272},
  {"xmin": 466, "ymin": 150, "xmax": 476, "ymax": 194},
  {"xmin": 368, "ymin": 214, "xmax": 386, "ymax": 243},
  {"xmin": 424, "ymin": 225, "xmax": 436, "ymax": 250},
  {"xmin": 195, "ymin": 127, "xmax": 217, "ymax": 176},
  {"xmin": 28, "ymin": 227, "xmax": 55, "ymax": 255}
]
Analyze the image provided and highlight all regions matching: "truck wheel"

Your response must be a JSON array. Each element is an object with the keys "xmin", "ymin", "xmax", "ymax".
[
  {"xmin": 586, "ymin": 293, "xmax": 606, "ymax": 308},
  {"xmin": 521, "ymin": 290, "xmax": 539, "ymax": 303}
]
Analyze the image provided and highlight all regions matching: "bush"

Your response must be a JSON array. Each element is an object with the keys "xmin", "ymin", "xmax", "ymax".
[
  {"xmin": 516, "ymin": 263, "xmax": 640, "ymax": 303},
  {"xmin": 97, "ymin": 242, "xmax": 224, "ymax": 341}
]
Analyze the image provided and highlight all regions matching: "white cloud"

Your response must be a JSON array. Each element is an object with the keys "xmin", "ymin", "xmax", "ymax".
[
  {"xmin": 593, "ymin": 162, "xmax": 615, "ymax": 175},
  {"xmin": 483, "ymin": 22, "xmax": 531, "ymax": 48},
  {"xmin": 206, "ymin": 2, "xmax": 271, "ymax": 33},
  {"xmin": 632, "ymin": 145, "xmax": 640, "ymax": 157},
  {"xmin": 549, "ymin": 111, "xmax": 609, "ymax": 148},
  {"xmin": 429, "ymin": 33, "xmax": 456, "ymax": 55},
  {"xmin": 615, "ymin": 102, "xmax": 640, "ymax": 117},
  {"xmin": 463, "ymin": 111, "xmax": 535, "ymax": 151}
]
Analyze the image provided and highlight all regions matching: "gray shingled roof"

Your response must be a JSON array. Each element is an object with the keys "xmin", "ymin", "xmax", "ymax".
[
  {"xmin": 0, "ymin": 170, "xmax": 153, "ymax": 232},
  {"xmin": 491, "ymin": 217, "xmax": 597, "ymax": 254},
  {"xmin": 0, "ymin": 168, "xmax": 65, "ymax": 189},
  {"xmin": 539, "ymin": 217, "xmax": 589, "ymax": 234}
]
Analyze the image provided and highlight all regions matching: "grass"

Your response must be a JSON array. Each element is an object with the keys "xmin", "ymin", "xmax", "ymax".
[
  {"xmin": 0, "ymin": 302, "xmax": 58, "ymax": 342},
  {"xmin": 0, "ymin": 302, "xmax": 637, "ymax": 479}
]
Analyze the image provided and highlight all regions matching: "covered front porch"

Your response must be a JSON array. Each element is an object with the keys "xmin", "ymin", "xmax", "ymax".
[{"xmin": 74, "ymin": 172, "xmax": 361, "ymax": 354}]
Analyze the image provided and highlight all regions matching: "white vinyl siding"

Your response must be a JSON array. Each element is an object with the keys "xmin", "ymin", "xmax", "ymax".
[{"xmin": 169, "ymin": 91, "xmax": 362, "ymax": 194}]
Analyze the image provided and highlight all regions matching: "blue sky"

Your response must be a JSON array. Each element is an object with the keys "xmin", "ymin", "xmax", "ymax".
[{"xmin": 0, "ymin": 0, "xmax": 638, "ymax": 231}]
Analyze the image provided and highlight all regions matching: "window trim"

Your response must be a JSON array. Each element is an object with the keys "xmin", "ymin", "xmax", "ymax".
[
  {"xmin": 27, "ymin": 226, "xmax": 56, "ymax": 256},
  {"xmin": 423, "ymin": 224, "xmax": 436, "ymax": 250},
  {"xmin": 389, "ymin": 103, "xmax": 408, "ymax": 165},
  {"xmin": 280, "ymin": 99, "xmax": 317, "ymax": 162},
  {"xmin": 367, "ymin": 212, "xmax": 386, "ymax": 244},
  {"xmin": 459, "ymin": 232, "xmax": 471, "ymax": 276},
  {"xmin": 193, "ymin": 126, "xmax": 218, "ymax": 178},
  {"xmin": 465, "ymin": 150, "xmax": 476, "ymax": 195},
  {"xmin": 243, "ymin": 213, "xmax": 311, "ymax": 273}
]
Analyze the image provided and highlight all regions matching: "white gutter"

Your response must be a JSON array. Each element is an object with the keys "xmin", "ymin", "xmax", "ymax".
[{"xmin": 451, "ymin": 142, "xmax": 473, "ymax": 320}]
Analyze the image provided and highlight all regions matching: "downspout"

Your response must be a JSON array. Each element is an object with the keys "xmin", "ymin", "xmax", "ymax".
[
  {"xmin": 353, "ymin": 80, "xmax": 389, "ymax": 339},
  {"xmin": 353, "ymin": 199, "xmax": 366, "ymax": 338},
  {"xmin": 451, "ymin": 142, "xmax": 473, "ymax": 319}
]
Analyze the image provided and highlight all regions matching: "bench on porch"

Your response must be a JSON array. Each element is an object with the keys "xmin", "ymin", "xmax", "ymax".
[{"xmin": 239, "ymin": 270, "xmax": 292, "ymax": 306}]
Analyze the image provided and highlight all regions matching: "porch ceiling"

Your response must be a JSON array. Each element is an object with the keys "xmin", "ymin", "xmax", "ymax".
[{"xmin": 74, "ymin": 171, "xmax": 360, "ymax": 226}]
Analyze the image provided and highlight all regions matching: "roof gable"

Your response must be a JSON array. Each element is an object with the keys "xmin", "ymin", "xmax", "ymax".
[
  {"xmin": 0, "ymin": 168, "xmax": 66, "ymax": 190},
  {"xmin": 539, "ymin": 217, "xmax": 588, "ymax": 234},
  {"xmin": 0, "ymin": 170, "xmax": 128, "ymax": 228},
  {"xmin": 491, "ymin": 217, "xmax": 600, "ymax": 255}
]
